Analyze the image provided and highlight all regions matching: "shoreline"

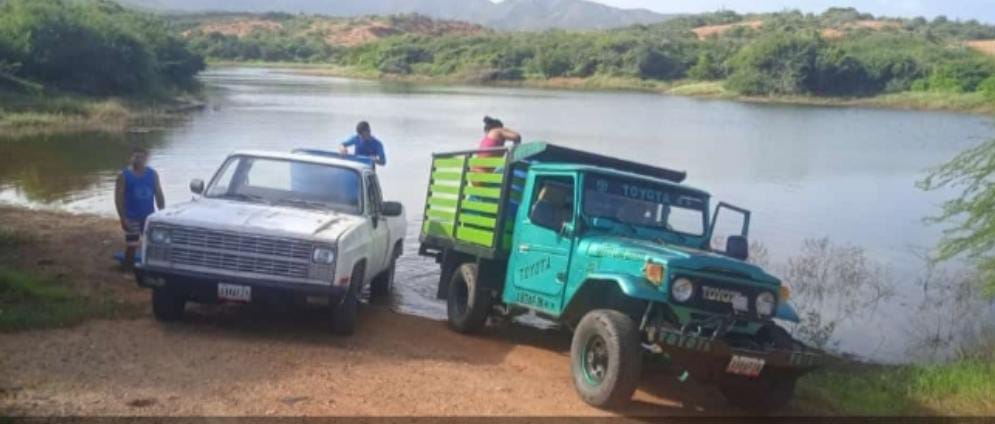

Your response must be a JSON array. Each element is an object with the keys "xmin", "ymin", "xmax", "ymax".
[
  {"xmin": 209, "ymin": 61, "xmax": 995, "ymax": 116},
  {"xmin": 0, "ymin": 93, "xmax": 206, "ymax": 141}
]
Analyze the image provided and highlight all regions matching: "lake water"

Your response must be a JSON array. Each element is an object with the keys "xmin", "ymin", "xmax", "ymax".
[{"xmin": 2, "ymin": 67, "xmax": 992, "ymax": 362}]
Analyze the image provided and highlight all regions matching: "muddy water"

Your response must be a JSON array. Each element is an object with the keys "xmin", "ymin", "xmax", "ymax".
[{"xmin": 1, "ymin": 67, "xmax": 992, "ymax": 362}]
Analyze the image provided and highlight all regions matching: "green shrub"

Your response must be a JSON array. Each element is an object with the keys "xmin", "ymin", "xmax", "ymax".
[{"xmin": 980, "ymin": 75, "xmax": 995, "ymax": 101}]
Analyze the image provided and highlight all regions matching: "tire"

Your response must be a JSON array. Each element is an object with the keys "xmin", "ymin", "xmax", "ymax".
[
  {"xmin": 570, "ymin": 309, "xmax": 643, "ymax": 409},
  {"xmin": 719, "ymin": 324, "xmax": 799, "ymax": 413},
  {"xmin": 370, "ymin": 252, "xmax": 397, "ymax": 300},
  {"xmin": 331, "ymin": 266, "xmax": 362, "ymax": 336},
  {"xmin": 151, "ymin": 287, "xmax": 185, "ymax": 322},
  {"xmin": 446, "ymin": 263, "xmax": 491, "ymax": 334}
]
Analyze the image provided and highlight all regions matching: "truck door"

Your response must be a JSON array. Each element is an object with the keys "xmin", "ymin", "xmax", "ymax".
[
  {"xmin": 507, "ymin": 175, "xmax": 576, "ymax": 313},
  {"xmin": 365, "ymin": 174, "xmax": 389, "ymax": 275}
]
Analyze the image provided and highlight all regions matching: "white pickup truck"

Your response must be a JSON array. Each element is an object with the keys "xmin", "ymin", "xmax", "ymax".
[{"xmin": 135, "ymin": 150, "xmax": 406, "ymax": 335}]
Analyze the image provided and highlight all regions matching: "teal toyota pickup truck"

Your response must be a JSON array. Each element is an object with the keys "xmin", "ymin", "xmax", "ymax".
[{"xmin": 418, "ymin": 142, "xmax": 821, "ymax": 411}]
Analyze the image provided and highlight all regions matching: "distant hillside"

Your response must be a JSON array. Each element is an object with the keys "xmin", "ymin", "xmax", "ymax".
[
  {"xmin": 120, "ymin": 0, "xmax": 672, "ymax": 30},
  {"xmin": 176, "ymin": 13, "xmax": 488, "ymax": 48}
]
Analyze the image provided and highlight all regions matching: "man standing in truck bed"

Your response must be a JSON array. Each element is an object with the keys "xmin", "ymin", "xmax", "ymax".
[
  {"xmin": 115, "ymin": 147, "xmax": 165, "ymax": 270},
  {"xmin": 339, "ymin": 121, "xmax": 387, "ymax": 167}
]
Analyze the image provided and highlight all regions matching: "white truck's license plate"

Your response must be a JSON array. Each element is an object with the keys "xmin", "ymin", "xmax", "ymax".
[
  {"xmin": 726, "ymin": 355, "xmax": 765, "ymax": 377},
  {"xmin": 218, "ymin": 283, "xmax": 251, "ymax": 302}
]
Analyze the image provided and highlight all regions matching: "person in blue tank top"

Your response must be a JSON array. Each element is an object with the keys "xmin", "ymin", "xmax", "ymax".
[
  {"xmin": 338, "ymin": 121, "xmax": 387, "ymax": 167},
  {"xmin": 114, "ymin": 147, "xmax": 165, "ymax": 269}
]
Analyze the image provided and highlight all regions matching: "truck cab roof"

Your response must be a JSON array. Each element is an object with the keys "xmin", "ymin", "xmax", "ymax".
[
  {"xmin": 229, "ymin": 150, "xmax": 372, "ymax": 172},
  {"xmin": 528, "ymin": 162, "xmax": 711, "ymax": 199}
]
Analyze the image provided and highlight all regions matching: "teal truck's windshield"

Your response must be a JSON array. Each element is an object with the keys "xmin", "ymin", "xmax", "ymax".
[
  {"xmin": 205, "ymin": 156, "xmax": 362, "ymax": 214},
  {"xmin": 583, "ymin": 173, "xmax": 707, "ymax": 236}
]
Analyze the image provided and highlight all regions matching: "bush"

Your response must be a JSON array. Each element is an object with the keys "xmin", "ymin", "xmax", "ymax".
[
  {"xmin": 0, "ymin": 0, "xmax": 204, "ymax": 96},
  {"xmin": 980, "ymin": 75, "xmax": 995, "ymax": 101},
  {"xmin": 925, "ymin": 58, "xmax": 995, "ymax": 93},
  {"xmin": 725, "ymin": 32, "xmax": 824, "ymax": 95}
]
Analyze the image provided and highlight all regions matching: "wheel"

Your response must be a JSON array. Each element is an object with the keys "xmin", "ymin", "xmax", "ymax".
[
  {"xmin": 370, "ymin": 253, "xmax": 396, "ymax": 300},
  {"xmin": 719, "ymin": 324, "xmax": 799, "ymax": 412},
  {"xmin": 570, "ymin": 309, "xmax": 642, "ymax": 409},
  {"xmin": 446, "ymin": 263, "xmax": 491, "ymax": 334},
  {"xmin": 152, "ymin": 287, "xmax": 185, "ymax": 322},
  {"xmin": 331, "ymin": 267, "xmax": 362, "ymax": 336}
]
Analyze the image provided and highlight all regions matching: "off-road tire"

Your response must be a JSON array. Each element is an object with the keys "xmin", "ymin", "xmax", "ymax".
[
  {"xmin": 370, "ymin": 251, "xmax": 397, "ymax": 300},
  {"xmin": 570, "ymin": 309, "xmax": 642, "ymax": 409},
  {"xmin": 151, "ymin": 287, "xmax": 185, "ymax": 322},
  {"xmin": 719, "ymin": 324, "xmax": 799, "ymax": 413},
  {"xmin": 331, "ymin": 266, "xmax": 362, "ymax": 336},
  {"xmin": 446, "ymin": 263, "xmax": 491, "ymax": 334}
]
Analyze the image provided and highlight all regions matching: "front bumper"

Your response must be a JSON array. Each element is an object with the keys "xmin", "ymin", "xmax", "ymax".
[
  {"xmin": 135, "ymin": 265, "xmax": 346, "ymax": 303},
  {"xmin": 647, "ymin": 325, "xmax": 823, "ymax": 380}
]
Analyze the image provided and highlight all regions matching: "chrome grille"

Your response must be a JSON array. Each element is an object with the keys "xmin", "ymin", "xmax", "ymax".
[
  {"xmin": 165, "ymin": 226, "xmax": 314, "ymax": 279},
  {"xmin": 170, "ymin": 227, "xmax": 313, "ymax": 260},
  {"xmin": 170, "ymin": 248, "xmax": 310, "ymax": 279}
]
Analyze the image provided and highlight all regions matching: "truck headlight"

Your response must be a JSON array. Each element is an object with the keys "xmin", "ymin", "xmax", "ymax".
[
  {"xmin": 150, "ymin": 227, "xmax": 171, "ymax": 244},
  {"xmin": 756, "ymin": 291, "xmax": 776, "ymax": 317},
  {"xmin": 312, "ymin": 247, "xmax": 335, "ymax": 264},
  {"xmin": 670, "ymin": 277, "xmax": 694, "ymax": 303}
]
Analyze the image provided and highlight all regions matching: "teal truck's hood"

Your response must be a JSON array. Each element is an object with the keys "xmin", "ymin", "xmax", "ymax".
[{"xmin": 581, "ymin": 235, "xmax": 780, "ymax": 286}]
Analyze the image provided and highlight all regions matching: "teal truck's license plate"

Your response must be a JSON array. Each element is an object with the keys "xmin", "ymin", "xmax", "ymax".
[
  {"xmin": 726, "ymin": 355, "xmax": 765, "ymax": 377},
  {"xmin": 218, "ymin": 283, "xmax": 251, "ymax": 302}
]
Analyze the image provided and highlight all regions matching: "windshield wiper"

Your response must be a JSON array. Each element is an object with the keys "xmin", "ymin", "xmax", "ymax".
[{"xmin": 222, "ymin": 193, "xmax": 269, "ymax": 204}]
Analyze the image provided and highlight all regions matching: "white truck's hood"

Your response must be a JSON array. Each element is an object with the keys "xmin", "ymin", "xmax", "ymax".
[{"xmin": 150, "ymin": 198, "xmax": 363, "ymax": 241}]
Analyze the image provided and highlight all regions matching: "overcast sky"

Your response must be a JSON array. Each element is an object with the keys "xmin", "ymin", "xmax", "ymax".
[{"xmin": 591, "ymin": 0, "xmax": 993, "ymax": 23}]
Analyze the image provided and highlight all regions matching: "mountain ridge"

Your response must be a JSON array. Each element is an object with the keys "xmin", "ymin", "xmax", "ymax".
[{"xmin": 120, "ymin": 0, "xmax": 673, "ymax": 30}]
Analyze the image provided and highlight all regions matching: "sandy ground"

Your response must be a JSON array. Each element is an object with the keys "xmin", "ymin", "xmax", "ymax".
[{"xmin": 0, "ymin": 207, "xmax": 744, "ymax": 417}]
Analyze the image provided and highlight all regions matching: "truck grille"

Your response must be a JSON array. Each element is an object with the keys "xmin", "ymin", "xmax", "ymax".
[
  {"xmin": 676, "ymin": 275, "xmax": 771, "ymax": 318},
  {"xmin": 167, "ymin": 226, "xmax": 314, "ymax": 279}
]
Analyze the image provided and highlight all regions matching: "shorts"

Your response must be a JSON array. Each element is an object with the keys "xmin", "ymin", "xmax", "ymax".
[{"xmin": 124, "ymin": 218, "xmax": 147, "ymax": 248}]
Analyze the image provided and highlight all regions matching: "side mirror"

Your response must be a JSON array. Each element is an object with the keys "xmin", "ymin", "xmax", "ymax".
[
  {"xmin": 382, "ymin": 201, "xmax": 403, "ymax": 217},
  {"xmin": 190, "ymin": 179, "xmax": 205, "ymax": 195},
  {"xmin": 726, "ymin": 235, "xmax": 749, "ymax": 261}
]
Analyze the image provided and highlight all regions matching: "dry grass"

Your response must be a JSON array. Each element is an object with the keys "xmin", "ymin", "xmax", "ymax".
[
  {"xmin": 967, "ymin": 40, "xmax": 995, "ymax": 56},
  {"xmin": 692, "ymin": 20, "xmax": 763, "ymax": 40}
]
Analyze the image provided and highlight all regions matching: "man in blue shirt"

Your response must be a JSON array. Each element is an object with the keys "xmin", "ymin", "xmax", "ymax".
[
  {"xmin": 339, "ymin": 121, "xmax": 387, "ymax": 166},
  {"xmin": 114, "ymin": 147, "xmax": 165, "ymax": 269}
]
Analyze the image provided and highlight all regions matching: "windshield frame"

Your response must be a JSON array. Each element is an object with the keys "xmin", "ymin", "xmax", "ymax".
[
  {"xmin": 203, "ymin": 154, "xmax": 365, "ymax": 215},
  {"xmin": 580, "ymin": 171, "xmax": 710, "ymax": 240}
]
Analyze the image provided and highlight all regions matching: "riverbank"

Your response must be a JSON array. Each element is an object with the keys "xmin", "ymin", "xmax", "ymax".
[
  {"xmin": 0, "ymin": 92, "xmax": 205, "ymax": 140},
  {"xmin": 0, "ymin": 205, "xmax": 992, "ymax": 416},
  {"xmin": 210, "ymin": 61, "xmax": 995, "ymax": 116}
]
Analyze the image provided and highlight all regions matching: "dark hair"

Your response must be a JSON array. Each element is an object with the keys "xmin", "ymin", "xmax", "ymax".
[
  {"xmin": 356, "ymin": 121, "xmax": 371, "ymax": 134},
  {"xmin": 483, "ymin": 116, "xmax": 503, "ymax": 132}
]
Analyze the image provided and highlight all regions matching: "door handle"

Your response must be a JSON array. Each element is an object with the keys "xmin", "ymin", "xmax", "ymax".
[
  {"xmin": 519, "ymin": 244, "xmax": 530, "ymax": 252},
  {"xmin": 556, "ymin": 272, "xmax": 566, "ymax": 284}
]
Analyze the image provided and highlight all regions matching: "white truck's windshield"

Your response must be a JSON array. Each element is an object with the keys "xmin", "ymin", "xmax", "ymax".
[
  {"xmin": 583, "ymin": 173, "xmax": 707, "ymax": 236},
  {"xmin": 206, "ymin": 156, "xmax": 362, "ymax": 214}
]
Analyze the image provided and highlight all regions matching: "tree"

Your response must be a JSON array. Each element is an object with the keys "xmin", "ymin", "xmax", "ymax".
[{"xmin": 918, "ymin": 139, "xmax": 995, "ymax": 296}]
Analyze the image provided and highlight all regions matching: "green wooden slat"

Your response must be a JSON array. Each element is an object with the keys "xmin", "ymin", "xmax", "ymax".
[
  {"xmin": 430, "ymin": 184, "xmax": 460, "ymax": 195},
  {"xmin": 428, "ymin": 197, "xmax": 458, "ymax": 208},
  {"xmin": 426, "ymin": 209, "xmax": 456, "ymax": 221},
  {"xmin": 462, "ymin": 200, "xmax": 499, "ymax": 214},
  {"xmin": 457, "ymin": 226, "xmax": 495, "ymax": 247},
  {"xmin": 423, "ymin": 221, "xmax": 454, "ymax": 238},
  {"xmin": 459, "ymin": 214, "xmax": 496, "ymax": 229},
  {"xmin": 466, "ymin": 172, "xmax": 504, "ymax": 184},
  {"xmin": 432, "ymin": 171, "xmax": 462, "ymax": 182},
  {"xmin": 468, "ymin": 157, "xmax": 506, "ymax": 168},
  {"xmin": 464, "ymin": 186, "xmax": 501, "ymax": 199},
  {"xmin": 433, "ymin": 157, "xmax": 465, "ymax": 168}
]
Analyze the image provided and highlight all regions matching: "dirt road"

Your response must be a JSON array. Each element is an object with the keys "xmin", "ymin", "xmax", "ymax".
[{"xmin": 0, "ymin": 207, "xmax": 740, "ymax": 417}]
